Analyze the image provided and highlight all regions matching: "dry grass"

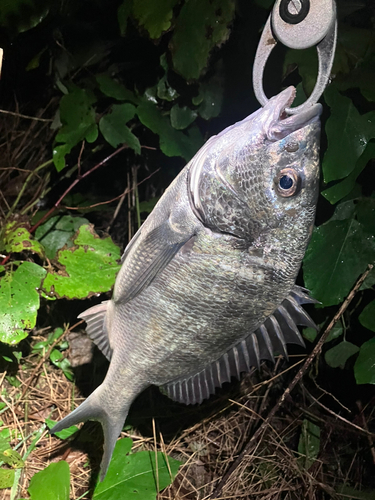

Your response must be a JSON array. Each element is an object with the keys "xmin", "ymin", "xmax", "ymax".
[{"xmin": 0, "ymin": 328, "xmax": 374, "ymax": 500}]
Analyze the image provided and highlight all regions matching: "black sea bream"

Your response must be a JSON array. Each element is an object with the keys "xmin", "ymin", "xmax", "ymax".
[{"xmin": 52, "ymin": 86, "xmax": 322, "ymax": 479}]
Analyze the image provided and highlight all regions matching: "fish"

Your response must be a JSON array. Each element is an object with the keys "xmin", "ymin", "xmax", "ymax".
[{"xmin": 51, "ymin": 86, "xmax": 322, "ymax": 480}]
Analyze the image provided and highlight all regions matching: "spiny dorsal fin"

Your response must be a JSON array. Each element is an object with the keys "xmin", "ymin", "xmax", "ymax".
[
  {"xmin": 161, "ymin": 286, "xmax": 316, "ymax": 405},
  {"xmin": 78, "ymin": 301, "xmax": 112, "ymax": 361}
]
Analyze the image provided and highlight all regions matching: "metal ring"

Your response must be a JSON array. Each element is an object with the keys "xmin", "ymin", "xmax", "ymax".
[{"xmin": 279, "ymin": 0, "xmax": 310, "ymax": 25}]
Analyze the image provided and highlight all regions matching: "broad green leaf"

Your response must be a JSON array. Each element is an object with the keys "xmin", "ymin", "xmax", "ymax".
[
  {"xmin": 137, "ymin": 101, "xmax": 202, "ymax": 161},
  {"xmin": 297, "ymin": 419, "xmax": 320, "ymax": 470},
  {"xmin": 1, "ymin": 448, "xmax": 24, "ymax": 469},
  {"xmin": 322, "ymin": 142, "xmax": 375, "ymax": 204},
  {"xmin": 196, "ymin": 76, "xmax": 224, "ymax": 120},
  {"xmin": 359, "ymin": 301, "xmax": 375, "ymax": 332},
  {"xmin": 0, "ymin": 436, "xmax": 11, "ymax": 454},
  {"xmin": 28, "ymin": 461, "xmax": 70, "ymax": 500},
  {"xmin": 54, "ymin": 88, "xmax": 98, "ymax": 171},
  {"xmin": 138, "ymin": 197, "xmax": 160, "ymax": 215},
  {"xmin": 170, "ymin": 105, "xmax": 197, "ymax": 130},
  {"xmin": 99, "ymin": 104, "xmax": 141, "ymax": 153},
  {"xmin": 96, "ymin": 75, "xmax": 139, "ymax": 104},
  {"xmin": 354, "ymin": 337, "xmax": 375, "ymax": 385},
  {"xmin": 52, "ymin": 143, "xmax": 73, "ymax": 173},
  {"xmin": 2, "ymin": 221, "xmax": 44, "ymax": 256},
  {"xmin": 0, "ymin": 0, "xmax": 49, "ymax": 33},
  {"xmin": 303, "ymin": 218, "xmax": 374, "ymax": 306},
  {"xmin": 45, "ymin": 419, "xmax": 79, "ymax": 440},
  {"xmin": 322, "ymin": 86, "xmax": 375, "ymax": 183},
  {"xmin": 132, "ymin": 0, "xmax": 180, "ymax": 39},
  {"xmin": 325, "ymin": 341, "xmax": 359, "ymax": 369},
  {"xmin": 43, "ymin": 225, "xmax": 121, "ymax": 299},
  {"xmin": 117, "ymin": 0, "xmax": 133, "ymax": 36},
  {"xmin": 0, "ymin": 262, "xmax": 46, "ymax": 344},
  {"xmin": 93, "ymin": 438, "xmax": 181, "ymax": 499},
  {"xmin": 0, "ymin": 468, "xmax": 15, "ymax": 489},
  {"xmin": 170, "ymin": 0, "xmax": 235, "ymax": 80},
  {"xmin": 361, "ymin": 267, "xmax": 375, "ymax": 290},
  {"xmin": 283, "ymin": 47, "xmax": 317, "ymax": 97},
  {"xmin": 304, "ymin": 323, "xmax": 344, "ymax": 344},
  {"xmin": 35, "ymin": 215, "xmax": 89, "ymax": 259}
]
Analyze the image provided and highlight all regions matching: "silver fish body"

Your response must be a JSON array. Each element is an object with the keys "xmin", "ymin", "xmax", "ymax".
[{"xmin": 51, "ymin": 87, "xmax": 322, "ymax": 479}]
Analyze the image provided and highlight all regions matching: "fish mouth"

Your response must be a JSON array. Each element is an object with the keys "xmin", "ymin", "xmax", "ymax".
[{"xmin": 265, "ymin": 86, "xmax": 322, "ymax": 141}]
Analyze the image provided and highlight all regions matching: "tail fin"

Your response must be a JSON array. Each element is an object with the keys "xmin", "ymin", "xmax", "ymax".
[{"xmin": 50, "ymin": 386, "xmax": 129, "ymax": 481}]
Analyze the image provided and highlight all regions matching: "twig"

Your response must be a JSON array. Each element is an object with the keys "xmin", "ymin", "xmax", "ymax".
[
  {"xmin": 0, "ymin": 109, "xmax": 53, "ymax": 122},
  {"xmin": 210, "ymin": 264, "xmax": 373, "ymax": 499},
  {"xmin": 356, "ymin": 400, "xmax": 375, "ymax": 465},
  {"xmin": 29, "ymin": 144, "xmax": 129, "ymax": 233}
]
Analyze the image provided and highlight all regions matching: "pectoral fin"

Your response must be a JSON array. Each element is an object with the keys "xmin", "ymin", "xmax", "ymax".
[{"xmin": 115, "ymin": 222, "xmax": 194, "ymax": 304}]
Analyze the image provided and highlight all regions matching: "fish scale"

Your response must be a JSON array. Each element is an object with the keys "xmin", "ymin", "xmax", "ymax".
[{"xmin": 51, "ymin": 86, "xmax": 322, "ymax": 480}]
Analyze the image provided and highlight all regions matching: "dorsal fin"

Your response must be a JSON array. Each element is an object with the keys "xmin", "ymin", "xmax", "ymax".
[
  {"xmin": 78, "ymin": 301, "xmax": 113, "ymax": 361},
  {"xmin": 161, "ymin": 286, "xmax": 316, "ymax": 405}
]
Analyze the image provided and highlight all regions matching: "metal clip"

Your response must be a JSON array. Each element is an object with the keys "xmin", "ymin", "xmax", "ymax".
[{"xmin": 253, "ymin": 0, "xmax": 337, "ymax": 115}]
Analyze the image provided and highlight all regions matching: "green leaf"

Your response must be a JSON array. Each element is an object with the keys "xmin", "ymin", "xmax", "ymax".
[
  {"xmin": 354, "ymin": 337, "xmax": 375, "ymax": 385},
  {"xmin": 2, "ymin": 221, "xmax": 44, "ymax": 256},
  {"xmin": 1, "ymin": 448, "xmax": 24, "ymax": 469},
  {"xmin": 0, "ymin": 436, "xmax": 11, "ymax": 454},
  {"xmin": 325, "ymin": 341, "xmax": 359, "ymax": 369},
  {"xmin": 43, "ymin": 225, "xmax": 121, "ymax": 299},
  {"xmin": 196, "ymin": 76, "xmax": 224, "ymax": 120},
  {"xmin": 170, "ymin": 105, "xmax": 197, "ymax": 130},
  {"xmin": 99, "ymin": 104, "xmax": 141, "ymax": 153},
  {"xmin": 138, "ymin": 197, "xmax": 160, "ymax": 215},
  {"xmin": 0, "ymin": 468, "xmax": 15, "ymax": 489},
  {"xmin": 361, "ymin": 267, "xmax": 375, "ymax": 290},
  {"xmin": 28, "ymin": 461, "xmax": 70, "ymax": 500},
  {"xmin": 35, "ymin": 215, "xmax": 89, "ymax": 260},
  {"xmin": 322, "ymin": 86, "xmax": 375, "ymax": 183},
  {"xmin": 322, "ymin": 141, "xmax": 375, "ymax": 204},
  {"xmin": 0, "ymin": 0, "xmax": 49, "ymax": 34},
  {"xmin": 54, "ymin": 87, "xmax": 98, "ymax": 171},
  {"xmin": 297, "ymin": 419, "xmax": 320, "ymax": 470},
  {"xmin": 303, "ymin": 218, "xmax": 374, "ymax": 306},
  {"xmin": 132, "ymin": 0, "xmax": 180, "ymax": 39},
  {"xmin": 283, "ymin": 47, "xmax": 317, "ymax": 97},
  {"xmin": 45, "ymin": 419, "xmax": 78, "ymax": 440},
  {"xmin": 52, "ymin": 144, "xmax": 73, "ymax": 173},
  {"xmin": 170, "ymin": 0, "xmax": 235, "ymax": 80},
  {"xmin": 0, "ymin": 262, "xmax": 46, "ymax": 345},
  {"xmin": 359, "ymin": 301, "xmax": 375, "ymax": 332},
  {"xmin": 93, "ymin": 438, "xmax": 181, "ymax": 499},
  {"xmin": 117, "ymin": 0, "xmax": 133, "ymax": 36},
  {"xmin": 96, "ymin": 75, "xmax": 139, "ymax": 104},
  {"xmin": 137, "ymin": 101, "xmax": 202, "ymax": 161}
]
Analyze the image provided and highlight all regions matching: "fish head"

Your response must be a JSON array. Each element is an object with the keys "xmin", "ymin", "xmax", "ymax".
[{"xmin": 189, "ymin": 86, "xmax": 321, "ymax": 251}]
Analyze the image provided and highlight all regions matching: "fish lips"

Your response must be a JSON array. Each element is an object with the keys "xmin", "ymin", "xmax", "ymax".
[{"xmin": 264, "ymin": 86, "xmax": 322, "ymax": 142}]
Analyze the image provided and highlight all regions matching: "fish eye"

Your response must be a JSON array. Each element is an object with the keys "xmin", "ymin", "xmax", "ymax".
[{"xmin": 275, "ymin": 168, "xmax": 301, "ymax": 197}]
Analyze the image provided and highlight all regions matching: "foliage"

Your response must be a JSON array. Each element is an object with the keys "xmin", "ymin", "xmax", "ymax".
[{"xmin": 93, "ymin": 438, "xmax": 181, "ymax": 499}]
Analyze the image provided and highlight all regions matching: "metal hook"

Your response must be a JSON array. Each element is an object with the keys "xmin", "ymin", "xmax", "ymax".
[{"xmin": 253, "ymin": 0, "xmax": 337, "ymax": 115}]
